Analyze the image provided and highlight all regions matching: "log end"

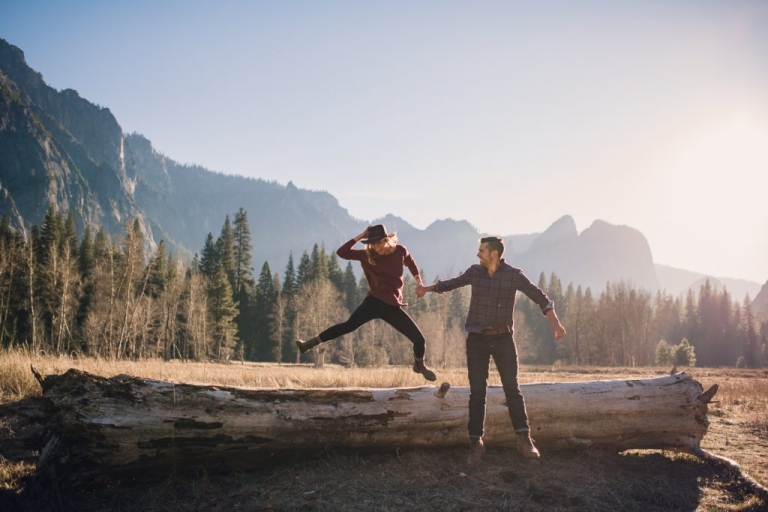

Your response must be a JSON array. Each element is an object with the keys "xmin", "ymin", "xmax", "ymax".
[
  {"xmin": 434, "ymin": 382, "xmax": 451, "ymax": 398},
  {"xmin": 697, "ymin": 384, "xmax": 719, "ymax": 404}
]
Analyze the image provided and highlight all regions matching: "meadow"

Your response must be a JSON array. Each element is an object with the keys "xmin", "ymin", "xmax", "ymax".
[{"xmin": 1, "ymin": 350, "xmax": 766, "ymax": 511}]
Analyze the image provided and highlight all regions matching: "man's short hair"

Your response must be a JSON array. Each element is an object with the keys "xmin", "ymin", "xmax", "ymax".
[{"xmin": 480, "ymin": 236, "xmax": 504, "ymax": 258}]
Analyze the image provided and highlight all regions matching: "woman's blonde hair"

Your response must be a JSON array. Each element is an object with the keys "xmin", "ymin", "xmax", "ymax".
[{"xmin": 365, "ymin": 233, "xmax": 398, "ymax": 265}]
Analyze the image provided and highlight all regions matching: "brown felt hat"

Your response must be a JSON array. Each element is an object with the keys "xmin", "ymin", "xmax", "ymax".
[{"xmin": 361, "ymin": 224, "xmax": 389, "ymax": 244}]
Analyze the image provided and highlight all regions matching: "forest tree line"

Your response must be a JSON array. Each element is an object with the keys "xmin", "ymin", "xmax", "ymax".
[{"xmin": 0, "ymin": 206, "xmax": 765, "ymax": 368}]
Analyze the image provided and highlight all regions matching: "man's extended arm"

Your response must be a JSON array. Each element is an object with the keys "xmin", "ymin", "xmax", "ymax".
[
  {"xmin": 416, "ymin": 267, "xmax": 472, "ymax": 298},
  {"xmin": 546, "ymin": 309, "xmax": 566, "ymax": 340}
]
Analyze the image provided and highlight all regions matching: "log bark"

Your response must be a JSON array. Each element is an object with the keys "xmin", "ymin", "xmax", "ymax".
[{"xmin": 27, "ymin": 369, "xmax": 713, "ymax": 488}]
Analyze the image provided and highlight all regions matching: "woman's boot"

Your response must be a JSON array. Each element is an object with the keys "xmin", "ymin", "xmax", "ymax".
[
  {"xmin": 412, "ymin": 357, "xmax": 437, "ymax": 381},
  {"xmin": 296, "ymin": 336, "xmax": 322, "ymax": 354}
]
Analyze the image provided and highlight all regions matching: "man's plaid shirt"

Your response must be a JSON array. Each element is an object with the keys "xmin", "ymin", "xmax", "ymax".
[{"xmin": 434, "ymin": 259, "xmax": 553, "ymax": 334}]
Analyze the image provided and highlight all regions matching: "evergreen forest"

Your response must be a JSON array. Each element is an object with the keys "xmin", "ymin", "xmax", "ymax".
[{"xmin": 0, "ymin": 206, "xmax": 765, "ymax": 369}]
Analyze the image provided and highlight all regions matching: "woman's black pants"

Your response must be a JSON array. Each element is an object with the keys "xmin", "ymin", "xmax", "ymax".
[{"xmin": 319, "ymin": 296, "xmax": 426, "ymax": 359}]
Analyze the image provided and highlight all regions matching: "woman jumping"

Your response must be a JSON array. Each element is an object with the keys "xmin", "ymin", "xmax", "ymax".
[{"xmin": 296, "ymin": 224, "xmax": 437, "ymax": 381}]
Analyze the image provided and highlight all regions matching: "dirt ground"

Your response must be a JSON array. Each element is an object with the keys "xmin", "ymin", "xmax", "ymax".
[{"xmin": 1, "ymin": 366, "xmax": 766, "ymax": 511}]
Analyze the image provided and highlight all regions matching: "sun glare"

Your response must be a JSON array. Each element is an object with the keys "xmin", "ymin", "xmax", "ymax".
[{"xmin": 653, "ymin": 113, "xmax": 768, "ymax": 280}]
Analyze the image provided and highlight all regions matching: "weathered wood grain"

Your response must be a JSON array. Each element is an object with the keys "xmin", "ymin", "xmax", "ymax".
[{"xmin": 32, "ymin": 370, "xmax": 712, "ymax": 488}]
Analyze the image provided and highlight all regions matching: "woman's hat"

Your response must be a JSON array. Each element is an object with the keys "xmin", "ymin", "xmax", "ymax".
[{"xmin": 361, "ymin": 224, "xmax": 389, "ymax": 244}]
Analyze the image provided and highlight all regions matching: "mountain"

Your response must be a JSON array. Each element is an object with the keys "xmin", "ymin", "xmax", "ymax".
[
  {"xmin": 0, "ymin": 38, "xmax": 757, "ymax": 293},
  {"xmin": 0, "ymin": 38, "xmax": 364, "ymax": 270},
  {"xmin": 512, "ymin": 217, "xmax": 660, "ymax": 291},
  {"xmin": 752, "ymin": 281, "xmax": 768, "ymax": 319},
  {"xmin": 655, "ymin": 264, "xmax": 762, "ymax": 301},
  {"xmin": 0, "ymin": 39, "xmax": 149, "ymax": 242},
  {"xmin": 127, "ymin": 131, "xmax": 366, "ymax": 269}
]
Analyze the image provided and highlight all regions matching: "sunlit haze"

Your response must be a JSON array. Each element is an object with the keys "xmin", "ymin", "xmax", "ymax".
[{"xmin": 2, "ymin": 1, "xmax": 767, "ymax": 283}]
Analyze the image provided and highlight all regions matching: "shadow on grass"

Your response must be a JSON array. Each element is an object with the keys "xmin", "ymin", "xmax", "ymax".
[{"xmin": 4, "ymin": 447, "xmax": 767, "ymax": 512}]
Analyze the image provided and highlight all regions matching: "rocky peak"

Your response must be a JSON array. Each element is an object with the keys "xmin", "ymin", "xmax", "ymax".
[{"xmin": 528, "ymin": 214, "xmax": 578, "ymax": 252}]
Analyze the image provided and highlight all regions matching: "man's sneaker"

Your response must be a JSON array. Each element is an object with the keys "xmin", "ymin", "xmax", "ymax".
[
  {"xmin": 517, "ymin": 433, "xmax": 540, "ymax": 459},
  {"xmin": 412, "ymin": 358, "xmax": 437, "ymax": 381},
  {"xmin": 467, "ymin": 437, "xmax": 485, "ymax": 467}
]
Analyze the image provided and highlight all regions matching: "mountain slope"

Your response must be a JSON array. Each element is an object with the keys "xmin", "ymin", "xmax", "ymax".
[
  {"xmin": 655, "ymin": 264, "xmax": 763, "ymax": 300},
  {"xmin": 1, "ymin": 38, "xmax": 758, "ymax": 292},
  {"xmin": 752, "ymin": 281, "xmax": 768, "ymax": 319},
  {"xmin": 0, "ymin": 39, "xmax": 151, "ymax": 242}
]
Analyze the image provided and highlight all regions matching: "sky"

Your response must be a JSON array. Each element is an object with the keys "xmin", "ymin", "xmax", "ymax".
[{"xmin": 2, "ymin": 1, "xmax": 768, "ymax": 283}]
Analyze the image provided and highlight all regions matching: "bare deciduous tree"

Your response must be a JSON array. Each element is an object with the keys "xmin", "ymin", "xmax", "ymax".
[{"xmin": 293, "ymin": 279, "xmax": 345, "ymax": 368}]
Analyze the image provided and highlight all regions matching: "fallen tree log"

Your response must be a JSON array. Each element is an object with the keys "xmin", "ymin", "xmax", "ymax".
[{"xmin": 32, "ymin": 369, "xmax": 713, "ymax": 488}]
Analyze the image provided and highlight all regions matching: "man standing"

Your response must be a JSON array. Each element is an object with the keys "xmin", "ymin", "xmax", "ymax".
[{"xmin": 416, "ymin": 236, "xmax": 565, "ymax": 467}]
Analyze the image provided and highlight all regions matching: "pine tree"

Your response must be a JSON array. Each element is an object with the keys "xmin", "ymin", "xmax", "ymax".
[
  {"xmin": 581, "ymin": 287, "xmax": 596, "ymax": 363},
  {"xmin": 696, "ymin": 280, "xmax": 717, "ymax": 366},
  {"xmin": 296, "ymin": 251, "xmax": 312, "ymax": 289},
  {"xmin": 683, "ymin": 289, "xmax": 698, "ymax": 352},
  {"xmin": 254, "ymin": 262, "xmax": 277, "ymax": 361},
  {"xmin": 269, "ymin": 273, "xmax": 284, "ymax": 362},
  {"xmin": 76, "ymin": 226, "xmax": 96, "ymax": 334},
  {"xmin": 232, "ymin": 208, "xmax": 253, "ymax": 294},
  {"xmin": 38, "ymin": 204, "xmax": 62, "ymax": 267},
  {"xmin": 234, "ymin": 282, "xmax": 255, "ymax": 361},
  {"xmin": 280, "ymin": 253, "xmax": 298, "ymax": 362},
  {"xmin": 561, "ymin": 285, "xmax": 582, "ymax": 364},
  {"xmin": 78, "ymin": 226, "xmax": 95, "ymax": 277},
  {"xmin": 675, "ymin": 338, "xmax": 697, "ymax": 367},
  {"xmin": 216, "ymin": 215, "xmax": 236, "ymax": 290},
  {"xmin": 37, "ymin": 206, "xmax": 67, "ymax": 353},
  {"xmin": 165, "ymin": 250, "xmax": 178, "ymax": 284},
  {"xmin": 310, "ymin": 243, "xmax": 329, "ymax": 282},
  {"xmin": 739, "ymin": 295, "xmax": 759, "ymax": 368},
  {"xmin": 759, "ymin": 321, "xmax": 768, "ymax": 367},
  {"xmin": 199, "ymin": 233, "xmax": 218, "ymax": 278},
  {"xmin": 327, "ymin": 253, "xmax": 344, "ymax": 292},
  {"xmin": 207, "ymin": 262, "xmax": 239, "ymax": 360},
  {"xmin": 93, "ymin": 226, "xmax": 110, "ymax": 263},
  {"xmin": 147, "ymin": 240, "xmax": 169, "ymax": 298},
  {"xmin": 714, "ymin": 285, "xmax": 737, "ymax": 366},
  {"xmin": 282, "ymin": 253, "xmax": 297, "ymax": 299},
  {"xmin": 61, "ymin": 209, "xmax": 78, "ymax": 259},
  {"xmin": 342, "ymin": 262, "xmax": 358, "ymax": 313},
  {"xmin": 357, "ymin": 273, "xmax": 369, "ymax": 299},
  {"xmin": 527, "ymin": 272, "xmax": 555, "ymax": 363},
  {"xmin": 190, "ymin": 253, "xmax": 201, "ymax": 276}
]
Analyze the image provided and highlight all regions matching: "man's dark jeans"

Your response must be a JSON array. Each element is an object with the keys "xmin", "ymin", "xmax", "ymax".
[{"xmin": 466, "ymin": 332, "xmax": 530, "ymax": 438}]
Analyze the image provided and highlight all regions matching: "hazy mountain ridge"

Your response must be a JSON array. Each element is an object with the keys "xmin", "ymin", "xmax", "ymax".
[
  {"xmin": 510, "ymin": 217, "xmax": 660, "ymax": 292},
  {"xmin": 654, "ymin": 264, "xmax": 762, "ymax": 303},
  {"xmin": 753, "ymin": 281, "xmax": 768, "ymax": 319},
  {"xmin": 0, "ymin": 38, "xmax": 762, "ymax": 296}
]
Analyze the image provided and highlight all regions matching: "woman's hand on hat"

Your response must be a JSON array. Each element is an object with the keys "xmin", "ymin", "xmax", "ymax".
[{"xmin": 355, "ymin": 228, "xmax": 369, "ymax": 242}]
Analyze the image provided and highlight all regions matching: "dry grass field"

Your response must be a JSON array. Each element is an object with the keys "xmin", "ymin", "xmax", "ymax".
[{"xmin": 0, "ymin": 350, "xmax": 766, "ymax": 511}]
